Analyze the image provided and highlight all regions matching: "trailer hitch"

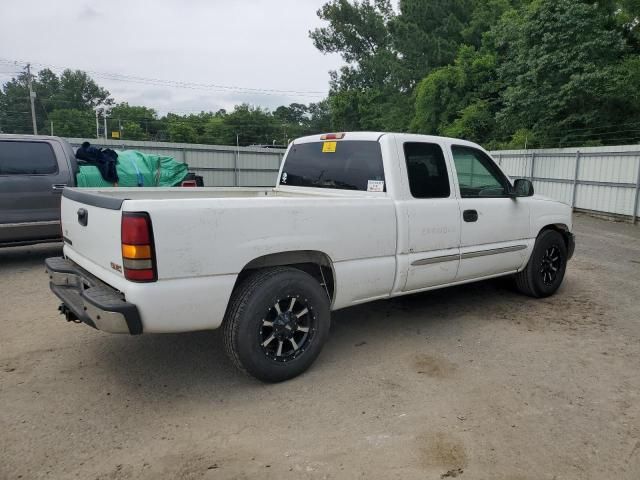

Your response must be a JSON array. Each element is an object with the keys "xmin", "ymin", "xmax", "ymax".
[{"xmin": 58, "ymin": 304, "xmax": 81, "ymax": 323}]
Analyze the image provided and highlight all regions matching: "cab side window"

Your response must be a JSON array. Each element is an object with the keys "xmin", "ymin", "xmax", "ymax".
[
  {"xmin": 451, "ymin": 145, "xmax": 509, "ymax": 198},
  {"xmin": 403, "ymin": 142, "xmax": 450, "ymax": 198},
  {"xmin": 0, "ymin": 141, "xmax": 57, "ymax": 175}
]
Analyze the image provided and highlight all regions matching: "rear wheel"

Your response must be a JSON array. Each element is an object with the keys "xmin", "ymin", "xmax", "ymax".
[
  {"xmin": 514, "ymin": 229, "xmax": 567, "ymax": 298},
  {"xmin": 223, "ymin": 267, "xmax": 330, "ymax": 382}
]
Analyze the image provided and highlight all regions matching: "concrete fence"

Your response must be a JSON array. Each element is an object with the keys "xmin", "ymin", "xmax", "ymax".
[
  {"xmin": 67, "ymin": 138, "xmax": 640, "ymax": 223},
  {"xmin": 492, "ymin": 144, "xmax": 640, "ymax": 223},
  {"xmin": 66, "ymin": 138, "xmax": 285, "ymax": 188}
]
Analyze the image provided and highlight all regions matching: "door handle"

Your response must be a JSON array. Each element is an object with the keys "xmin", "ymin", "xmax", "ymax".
[
  {"xmin": 463, "ymin": 209, "xmax": 478, "ymax": 222},
  {"xmin": 52, "ymin": 184, "xmax": 67, "ymax": 191},
  {"xmin": 77, "ymin": 208, "xmax": 88, "ymax": 226}
]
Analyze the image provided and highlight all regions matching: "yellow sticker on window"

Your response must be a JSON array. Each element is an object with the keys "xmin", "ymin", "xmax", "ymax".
[{"xmin": 322, "ymin": 141, "xmax": 337, "ymax": 153}]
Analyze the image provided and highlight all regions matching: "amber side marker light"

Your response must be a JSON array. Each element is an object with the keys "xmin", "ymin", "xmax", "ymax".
[{"xmin": 121, "ymin": 212, "xmax": 157, "ymax": 282}]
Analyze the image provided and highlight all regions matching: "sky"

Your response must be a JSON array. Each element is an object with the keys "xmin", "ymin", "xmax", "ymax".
[{"xmin": 0, "ymin": 0, "xmax": 344, "ymax": 115}]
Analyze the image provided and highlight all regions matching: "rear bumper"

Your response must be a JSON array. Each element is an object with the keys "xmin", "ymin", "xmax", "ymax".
[
  {"xmin": 567, "ymin": 232, "xmax": 576, "ymax": 260},
  {"xmin": 45, "ymin": 257, "xmax": 142, "ymax": 334}
]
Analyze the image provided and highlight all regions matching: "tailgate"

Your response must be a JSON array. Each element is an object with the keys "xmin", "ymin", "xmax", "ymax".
[{"xmin": 61, "ymin": 189, "xmax": 125, "ymax": 282}]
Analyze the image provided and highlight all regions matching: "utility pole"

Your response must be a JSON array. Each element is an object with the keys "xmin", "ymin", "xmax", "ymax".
[
  {"xmin": 103, "ymin": 112, "xmax": 108, "ymax": 140},
  {"xmin": 50, "ymin": 121, "xmax": 53, "ymax": 136},
  {"xmin": 26, "ymin": 63, "xmax": 37, "ymax": 135},
  {"xmin": 235, "ymin": 133, "xmax": 240, "ymax": 187},
  {"xmin": 95, "ymin": 109, "xmax": 99, "ymax": 139},
  {"xmin": 118, "ymin": 118, "xmax": 122, "ymax": 140}
]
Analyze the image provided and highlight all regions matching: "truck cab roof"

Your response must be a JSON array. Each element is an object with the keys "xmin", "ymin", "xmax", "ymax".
[{"xmin": 292, "ymin": 131, "xmax": 486, "ymax": 151}]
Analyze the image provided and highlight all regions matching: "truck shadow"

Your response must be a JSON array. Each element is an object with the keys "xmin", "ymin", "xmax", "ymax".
[
  {"xmin": 0, "ymin": 243, "xmax": 62, "ymax": 270},
  {"xmin": 87, "ymin": 277, "xmax": 529, "ymax": 404}
]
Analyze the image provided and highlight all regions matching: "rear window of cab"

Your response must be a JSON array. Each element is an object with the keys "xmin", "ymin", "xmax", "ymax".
[{"xmin": 281, "ymin": 140, "xmax": 385, "ymax": 192}]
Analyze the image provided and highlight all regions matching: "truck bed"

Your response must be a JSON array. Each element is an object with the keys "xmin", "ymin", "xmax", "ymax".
[{"xmin": 60, "ymin": 186, "xmax": 397, "ymax": 332}]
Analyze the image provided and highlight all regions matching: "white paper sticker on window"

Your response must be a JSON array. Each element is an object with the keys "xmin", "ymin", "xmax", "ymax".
[{"xmin": 367, "ymin": 180, "xmax": 385, "ymax": 192}]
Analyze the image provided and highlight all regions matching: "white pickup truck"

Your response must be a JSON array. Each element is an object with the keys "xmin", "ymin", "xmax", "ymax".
[{"xmin": 46, "ymin": 132, "xmax": 575, "ymax": 382}]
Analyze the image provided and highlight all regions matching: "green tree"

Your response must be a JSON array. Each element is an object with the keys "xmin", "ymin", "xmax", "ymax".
[
  {"xmin": 223, "ymin": 104, "xmax": 280, "ymax": 145},
  {"xmin": 410, "ymin": 0, "xmax": 640, "ymax": 147},
  {"xmin": 440, "ymin": 100, "xmax": 495, "ymax": 140},
  {"xmin": 494, "ymin": 0, "xmax": 631, "ymax": 145},
  {"xmin": 390, "ymin": 0, "xmax": 474, "ymax": 86},
  {"xmin": 273, "ymin": 103, "xmax": 310, "ymax": 139},
  {"xmin": 48, "ymin": 109, "xmax": 95, "ymax": 138},
  {"xmin": 310, "ymin": 0, "xmax": 411, "ymax": 131},
  {"xmin": 412, "ymin": 45, "xmax": 498, "ymax": 141},
  {"xmin": 273, "ymin": 103, "xmax": 308, "ymax": 125},
  {"xmin": 0, "ymin": 67, "xmax": 112, "ymax": 135},
  {"xmin": 202, "ymin": 116, "xmax": 232, "ymax": 145},
  {"xmin": 52, "ymin": 70, "xmax": 113, "ymax": 110},
  {"xmin": 307, "ymin": 99, "xmax": 333, "ymax": 133},
  {"xmin": 0, "ymin": 72, "xmax": 34, "ymax": 134},
  {"xmin": 310, "ymin": 0, "xmax": 397, "ymax": 90},
  {"xmin": 167, "ymin": 122, "xmax": 197, "ymax": 143},
  {"xmin": 108, "ymin": 103, "xmax": 160, "ymax": 140},
  {"xmin": 461, "ymin": 0, "xmax": 515, "ymax": 47}
]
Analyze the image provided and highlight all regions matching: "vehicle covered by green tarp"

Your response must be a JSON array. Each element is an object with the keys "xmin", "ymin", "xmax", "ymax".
[{"xmin": 76, "ymin": 150, "xmax": 189, "ymax": 187}]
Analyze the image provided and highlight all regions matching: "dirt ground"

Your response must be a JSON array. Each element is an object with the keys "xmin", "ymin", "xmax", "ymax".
[{"xmin": 1, "ymin": 214, "xmax": 639, "ymax": 480}]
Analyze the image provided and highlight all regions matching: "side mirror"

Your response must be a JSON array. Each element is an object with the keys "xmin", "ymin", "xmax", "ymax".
[{"xmin": 512, "ymin": 178, "xmax": 534, "ymax": 197}]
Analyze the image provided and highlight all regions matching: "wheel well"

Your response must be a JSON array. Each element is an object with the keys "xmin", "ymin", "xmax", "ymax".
[
  {"xmin": 235, "ymin": 251, "xmax": 335, "ymax": 302},
  {"xmin": 540, "ymin": 224, "xmax": 571, "ymax": 249}
]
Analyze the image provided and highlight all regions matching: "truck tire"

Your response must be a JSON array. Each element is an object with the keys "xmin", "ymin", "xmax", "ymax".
[
  {"xmin": 514, "ymin": 229, "xmax": 568, "ymax": 298},
  {"xmin": 222, "ymin": 267, "xmax": 330, "ymax": 382}
]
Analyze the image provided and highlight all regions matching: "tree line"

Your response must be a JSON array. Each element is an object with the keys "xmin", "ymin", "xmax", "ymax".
[
  {"xmin": 0, "ymin": 69, "xmax": 331, "ymax": 146},
  {"xmin": 1, "ymin": 0, "xmax": 639, "ymax": 148},
  {"xmin": 313, "ymin": 0, "xmax": 640, "ymax": 148}
]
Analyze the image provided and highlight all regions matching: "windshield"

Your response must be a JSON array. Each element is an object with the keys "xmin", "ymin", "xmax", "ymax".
[{"xmin": 280, "ymin": 140, "xmax": 385, "ymax": 192}]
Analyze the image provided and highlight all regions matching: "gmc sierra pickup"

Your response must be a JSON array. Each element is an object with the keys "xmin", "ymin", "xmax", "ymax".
[{"xmin": 45, "ymin": 132, "xmax": 575, "ymax": 382}]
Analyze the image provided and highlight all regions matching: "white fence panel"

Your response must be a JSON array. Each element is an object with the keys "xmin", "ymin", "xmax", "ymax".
[
  {"xmin": 579, "ymin": 154, "xmax": 638, "ymax": 184},
  {"xmin": 492, "ymin": 145, "xmax": 640, "ymax": 222},
  {"xmin": 532, "ymin": 180, "xmax": 574, "ymax": 205},
  {"xmin": 575, "ymin": 184, "xmax": 636, "ymax": 216},
  {"xmin": 534, "ymin": 154, "xmax": 576, "ymax": 180},
  {"xmin": 497, "ymin": 155, "xmax": 529, "ymax": 178}
]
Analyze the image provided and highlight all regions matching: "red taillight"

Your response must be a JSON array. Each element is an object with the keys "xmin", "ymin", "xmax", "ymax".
[
  {"xmin": 121, "ymin": 212, "xmax": 157, "ymax": 282},
  {"xmin": 122, "ymin": 215, "xmax": 150, "ymax": 244},
  {"xmin": 123, "ymin": 268, "xmax": 155, "ymax": 282},
  {"xmin": 181, "ymin": 180, "xmax": 197, "ymax": 187}
]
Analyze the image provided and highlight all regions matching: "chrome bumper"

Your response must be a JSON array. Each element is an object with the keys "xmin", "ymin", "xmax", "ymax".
[{"xmin": 45, "ymin": 257, "xmax": 142, "ymax": 334}]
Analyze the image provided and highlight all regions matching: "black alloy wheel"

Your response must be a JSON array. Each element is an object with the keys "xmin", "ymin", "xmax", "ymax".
[
  {"xmin": 540, "ymin": 244, "xmax": 563, "ymax": 286},
  {"xmin": 223, "ymin": 267, "xmax": 330, "ymax": 382},
  {"xmin": 259, "ymin": 295, "xmax": 317, "ymax": 363},
  {"xmin": 514, "ymin": 229, "xmax": 568, "ymax": 298}
]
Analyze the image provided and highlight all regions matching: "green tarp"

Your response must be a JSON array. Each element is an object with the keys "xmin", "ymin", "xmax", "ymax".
[{"xmin": 76, "ymin": 150, "xmax": 189, "ymax": 187}]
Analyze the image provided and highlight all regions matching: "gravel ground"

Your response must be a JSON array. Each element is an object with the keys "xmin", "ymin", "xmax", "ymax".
[{"xmin": 1, "ymin": 214, "xmax": 639, "ymax": 480}]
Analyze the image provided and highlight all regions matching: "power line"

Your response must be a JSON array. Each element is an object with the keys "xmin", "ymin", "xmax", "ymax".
[
  {"xmin": 0, "ymin": 111, "xmax": 314, "ymax": 130},
  {"xmin": 556, "ymin": 119, "xmax": 640, "ymax": 134},
  {"xmin": 0, "ymin": 58, "xmax": 327, "ymax": 98}
]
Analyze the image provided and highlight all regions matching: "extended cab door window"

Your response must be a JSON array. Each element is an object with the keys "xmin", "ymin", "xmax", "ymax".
[
  {"xmin": 451, "ymin": 145, "xmax": 509, "ymax": 198},
  {"xmin": 404, "ymin": 142, "xmax": 450, "ymax": 198},
  {"xmin": 399, "ymin": 141, "xmax": 459, "ymax": 293}
]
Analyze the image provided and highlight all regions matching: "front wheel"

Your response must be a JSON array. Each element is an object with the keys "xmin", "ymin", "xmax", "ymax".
[
  {"xmin": 514, "ymin": 229, "xmax": 568, "ymax": 298},
  {"xmin": 223, "ymin": 267, "xmax": 330, "ymax": 382}
]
